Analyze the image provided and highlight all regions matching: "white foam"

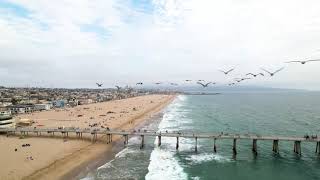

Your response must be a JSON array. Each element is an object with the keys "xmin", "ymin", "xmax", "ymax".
[
  {"xmin": 115, "ymin": 147, "xmax": 137, "ymax": 158},
  {"xmin": 191, "ymin": 177, "xmax": 201, "ymax": 180},
  {"xmin": 146, "ymin": 95, "xmax": 189, "ymax": 180},
  {"xmin": 145, "ymin": 148, "xmax": 188, "ymax": 180},
  {"xmin": 80, "ymin": 177, "xmax": 94, "ymax": 180},
  {"xmin": 186, "ymin": 153, "xmax": 231, "ymax": 165},
  {"xmin": 97, "ymin": 159, "xmax": 115, "ymax": 170}
]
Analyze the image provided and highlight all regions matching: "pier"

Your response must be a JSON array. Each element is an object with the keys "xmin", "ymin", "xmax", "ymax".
[{"xmin": 1, "ymin": 127, "xmax": 319, "ymax": 156}]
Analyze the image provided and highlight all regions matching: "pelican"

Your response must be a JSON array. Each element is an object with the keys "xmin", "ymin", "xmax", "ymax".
[
  {"xmin": 219, "ymin": 68, "xmax": 234, "ymax": 75},
  {"xmin": 197, "ymin": 82, "xmax": 211, "ymax": 88},
  {"xmin": 234, "ymin": 78, "xmax": 250, "ymax": 82},
  {"xmin": 285, "ymin": 59, "xmax": 320, "ymax": 64},
  {"xmin": 136, "ymin": 82, "xmax": 143, "ymax": 85},
  {"xmin": 261, "ymin": 67, "xmax": 284, "ymax": 76},
  {"xmin": 96, "ymin": 83, "xmax": 103, "ymax": 87},
  {"xmin": 246, "ymin": 73, "xmax": 264, "ymax": 77}
]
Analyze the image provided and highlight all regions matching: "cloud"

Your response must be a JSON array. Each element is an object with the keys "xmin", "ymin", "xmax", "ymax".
[{"xmin": 1, "ymin": 0, "xmax": 320, "ymax": 89}]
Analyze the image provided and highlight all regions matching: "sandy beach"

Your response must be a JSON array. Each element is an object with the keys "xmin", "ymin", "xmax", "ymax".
[{"xmin": 0, "ymin": 94, "xmax": 176, "ymax": 180}]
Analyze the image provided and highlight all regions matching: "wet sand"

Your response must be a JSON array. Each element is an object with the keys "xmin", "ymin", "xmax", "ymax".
[{"xmin": 0, "ymin": 94, "xmax": 176, "ymax": 180}]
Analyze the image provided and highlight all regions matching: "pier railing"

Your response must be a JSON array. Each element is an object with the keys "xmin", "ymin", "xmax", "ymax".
[{"xmin": 0, "ymin": 127, "xmax": 319, "ymax": 156}]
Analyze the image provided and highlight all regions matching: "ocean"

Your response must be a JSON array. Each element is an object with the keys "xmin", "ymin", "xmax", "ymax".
[{"xmin": 84, "ymin": 92, "xmax": 320, "ymax": 180}]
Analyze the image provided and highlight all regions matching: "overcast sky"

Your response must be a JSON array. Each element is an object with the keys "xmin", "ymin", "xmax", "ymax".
[{"xmin": 1, "ymin": 0, "xmax": 320, "ymax": 89}]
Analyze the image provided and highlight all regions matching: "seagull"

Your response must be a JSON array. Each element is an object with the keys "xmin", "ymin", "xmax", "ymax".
[
  {"xmin": 285, "ymin": 59, "xmax": 320, "ymax": 64},
  {"xmin": 219, "ymin": 68, "xmax": 234, "ymax": 75},
  {"xmin": 261, "ymin": 67, "xmax": 284, "ymax": 76},
  {"xmin": 234, "ymin": 78, "xmax": 251, "ymax": 82},
  {"xmin": 155, "ymin": 82, "xmax": 162, "ymax": 85},
  {"xmin": 246, "ymin": 73, "xmax": 264, "ymax": 77},
  {"xmin": 136, "ymin": 82, "xmax": 143, "ymax": 85},
  {"xmin": 96, "ymin": 83, "xmax": 103, "ymax": 87},
  {"xmin": 197, "ymin": 82, "xmax": 211, "ymax": 88},
  {"xmin": 228, "ymin": 83, "xmax": 235, "ymax": 86}
]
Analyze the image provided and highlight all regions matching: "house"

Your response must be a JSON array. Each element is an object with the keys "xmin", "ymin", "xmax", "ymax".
[
  {"xmin": 8, "ymin": 105, "xmax": 35, "ymax": 114},
  {"xmin": 0, "ymin": 110, "xmax": 14, "ymax": 128},
  {"xmin": 78, "ymin": 98, "xmax": 94, "ymax": 105},
  {"xmin": 34, "ymin": 103, "xmax": 52, "ymax": 111},
  {"xmin": 52, "ymin": 100, "xmax": 67, "ymax": 108}
]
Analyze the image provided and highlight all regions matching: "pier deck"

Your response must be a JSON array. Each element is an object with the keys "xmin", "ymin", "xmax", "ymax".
[{"xmin": 1, "ymin": 127, "xmax": 319, "ymax": 155}]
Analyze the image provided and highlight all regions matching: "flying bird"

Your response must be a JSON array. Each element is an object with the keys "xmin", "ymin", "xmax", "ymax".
[
  {"xmin": 155, "ymin": 82, "xmax": 162, "ymax": 85},
  {"xmin": 234, "ymin": 78, "xmax": 251, "ymax": 83},
  {"xmin": 246, "ymin": 73, "xmax": 264, "ymax": 77},
  {"xmin": 115, "ymin": 86, "xmax": 121, "ymax": 90},
  {"xmin": 198, "ymin": 80, "xmax": 205, "ymax": 82},
  {"xmin": 170, "ymin": 83, "xmax": 178, "ymax": 86},
  {"xmin": 185, "ymin": 80, "xmax": 192, "ymax": 82},
  {"xmin": 261, "ymin": 67, "xmax": 284, "ymax": 76},
  {"xmin": 96, "ymin": 83, "xmax": 103, "ymax": 87},
  {"xmin": 197, "ymin": 82, "xmax": 211, "ymax": 88},
  {"xmin": 136, "ymin": 82, "xmax": 143, "ymax": 85},
  {"xmin": 228, "ymin": 83, "xmax": 235, "ymax": 86},
  {"xmin": 219, "ymin": 68, "xmax": 234, "ymax": 75},
  {"xmin": 285, "ymin": 59, "xmax": 320, "ymax": 64}
]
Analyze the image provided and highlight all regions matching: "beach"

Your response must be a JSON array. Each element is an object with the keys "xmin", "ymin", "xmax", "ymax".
[{"xmin": 0, "ymin": 94, "xmax": 176, "ymax": 180}]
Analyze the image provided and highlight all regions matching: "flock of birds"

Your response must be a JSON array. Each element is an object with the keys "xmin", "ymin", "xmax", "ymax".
[{"xmin": 96, "ymin": 59, "xmax": 320, "ymax": 88}]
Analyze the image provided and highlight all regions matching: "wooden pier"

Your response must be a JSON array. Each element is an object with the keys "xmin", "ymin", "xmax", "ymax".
[{"xmin": 1, "ymin": 127, "xmax": 319, "ymax": 156}]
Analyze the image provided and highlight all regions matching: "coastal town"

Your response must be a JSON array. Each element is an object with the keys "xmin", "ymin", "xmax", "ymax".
[
  {"xmin": 0, "ymin": 86, "xmax": 173, "ymax": 129},
  {"xmin": 0, "ymin": 85, "xmax": 177, "ymax": 179}
]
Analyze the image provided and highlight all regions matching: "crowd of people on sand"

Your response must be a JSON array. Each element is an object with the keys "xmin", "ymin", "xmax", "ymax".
[
  {"xmin": 26, "ymin": 156, "xmax": 34, "ymax": 160},
  {"xmin": 13, "ymin": 143, "xmax": 34, "ymax": 161},
  {"xmin": 22, "ymin": 144, "xmax": 31, "ymax": 147}
]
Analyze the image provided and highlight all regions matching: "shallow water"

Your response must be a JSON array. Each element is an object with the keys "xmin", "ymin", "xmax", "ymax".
[{"xmin": 86, "ymin": 92, "xmax": 320, "ymax": 180}]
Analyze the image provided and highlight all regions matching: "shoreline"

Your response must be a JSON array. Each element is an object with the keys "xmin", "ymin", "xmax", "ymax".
[
  {"xmin": 73, "ymin": 109, "xmax": 166, "ymax": 180},
  {"xmin": 21, "ymin": 94, "xmax": 176, "ymax": 180}
]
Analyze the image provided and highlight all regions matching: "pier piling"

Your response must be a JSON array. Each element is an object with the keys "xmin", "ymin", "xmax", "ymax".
[
  {"xmin": 195, "ymin": 137, "xmax": 198, "ymax": 152},
  {"xmin": 272, "ymin": 140, "xmax": 279, "ymax": 154},
  {"xmin": 214, "ymin": 138, "xmax": 217, "ymax": 153},
  {"xmin": 106, "ymin": 134, "xmax": 110, "ymax": 144},
  {"xmin": 294, "ymin": 141, "xmax": 301, "ymax": 155},
  {"xmin": 158, "ymin": 136, "xmax": 161, "ymax": 147},
  {"xmin": 233, "ymin": 139, "xmax": 237, "ymax": 155},
  {"xmin": 123, "ymin": 135, "xmax": 129, "ymax": 146},
  {"xmin": 316, "ymin": 142, "xmax": 320, "ymax": 155},
  {"xmin": 176, "ymin": 137, "xmax": 179, "ymax": 150},
  {"xmin": 252, "ymin": 139, "xmax": 257, "ymax": 155},
  {"xmin": 140, "ymin": 135, "xmax": 145, "ymax": 149}
]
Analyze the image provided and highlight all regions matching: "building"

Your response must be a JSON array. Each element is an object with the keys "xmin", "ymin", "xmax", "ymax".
[
  {"xmin": 52, "ymin": 100, "xmax": 66, "ymax": 108},
  {"xmin": 0, "ymin": 111, "xmax": 14, "ymax": 128},
  {"xmin": 78, "ymin": 98, "xmax": 94, "ymax": 105},
  {"xmin": 8, "ymin": 105, "xmax": 35, "ymax": 114},
  {"xmin": 34, "ymin": 103, "xmax": 52, "ymax": 111}
]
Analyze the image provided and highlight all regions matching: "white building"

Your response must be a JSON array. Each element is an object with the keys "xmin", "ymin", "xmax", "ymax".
[
  {"xmin": 34, "ymin": 103, "xmax": 52, "ymax": 111},
  {"xmin": 0, "ymin": 111, "xmax": 14, "ymax": 128}
]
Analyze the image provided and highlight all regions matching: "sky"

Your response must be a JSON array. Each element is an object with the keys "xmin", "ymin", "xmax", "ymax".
[{"xmin": 1, "ymin": 0, "xmax": 320, "ymax": 90}]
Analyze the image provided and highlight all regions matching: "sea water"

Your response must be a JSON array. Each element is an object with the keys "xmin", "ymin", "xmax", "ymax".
[{"xmin": 86, "ymin": 92, "xmax": 320, "ymax": 180}]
